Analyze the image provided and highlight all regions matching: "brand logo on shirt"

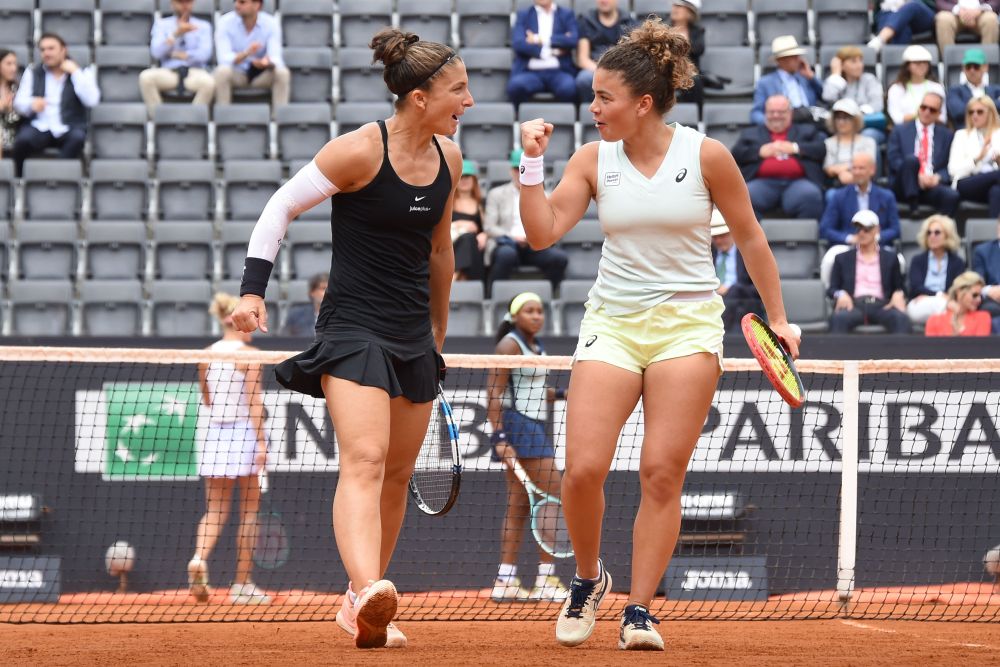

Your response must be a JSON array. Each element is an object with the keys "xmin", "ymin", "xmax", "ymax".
[
  {"xmin": 676, "ymin": 168, "xmax": 688, "ymax": 183},
  {"xmin": 409, "ymin": 205, "xmax": 431, "ymax": 212},
  {"xmin": 415, "ymin": 196, "xmax": 427, "ymax": 201},
  {"xmin": 604, "ymin": 172, "xmax": 621, "ymax": 187},
  {"xmin": 585, "ymin": 335, "xmax": 598, "ymax": 348}
]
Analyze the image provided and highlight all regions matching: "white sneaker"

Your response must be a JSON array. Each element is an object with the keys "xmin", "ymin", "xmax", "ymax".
[
  {"xmin": 187, "ymin": 557, "xmax": 209, "ymax": 603},
  {"xmin": 529, "ymin": 575, "xmax": 569, "ymax": 602},
  {"xmin": 229, "ymin": 581, "xmax": 271, "ymax": 605},
  {"xmin": 555, "ymin": 559, "xmax": 612, "ymax": 647},
  {"xmin": 618, "ymin": 604, "xmax": 663, "ymax": 651},
  {"xmin": 336, "ymin": 584, "xmax": 407, "ymax": 648},
  {"xmin": 866, "ymin": 36, "xmax": 883, "ymax": 52},
  {"xmin": 351, "ymin": 580, "xmax": 399, "ymax": 649},
  {"xmin": 491, "ymin": 576, "xmax": 530, "ymax": 602}
]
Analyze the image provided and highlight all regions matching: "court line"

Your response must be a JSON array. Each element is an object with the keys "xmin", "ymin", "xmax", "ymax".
[{"xmin": 841, "ymin": 619, "xmax": 997, "ymax": 650}]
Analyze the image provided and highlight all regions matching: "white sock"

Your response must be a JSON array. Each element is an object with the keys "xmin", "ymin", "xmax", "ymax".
[
  {"xmin": 347, "ymin": 584, "xmax": 357, "ymax": 605},
  {"xmin": 537, "ymin": 563, "xmax": 555, "ymax": 578},
  {"xmin": 497, "ymin": 563, "xmax": 517, "ymax": 582}
]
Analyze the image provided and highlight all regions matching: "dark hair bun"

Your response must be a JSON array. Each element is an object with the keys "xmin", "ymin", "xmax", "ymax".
[
  {"xmin": 626, "ymin": 18, "xmax": 695, "ymax": 93},
  {"xmin": 370, "ymin": 27, "xmax": 420, "ymax": 68}
]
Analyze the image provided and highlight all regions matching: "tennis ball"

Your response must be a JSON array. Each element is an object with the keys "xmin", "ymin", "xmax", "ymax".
[
  {"xmin": 984, "ymin": 545, "xmax": 1000, "ymax": 576},
  {"xmin": 105, "ymin": 540, "xmax": 136, "ymax": 576},
  {"xmin": 789, "ymin": 324, "xmax": 802, "ymax": 338}
]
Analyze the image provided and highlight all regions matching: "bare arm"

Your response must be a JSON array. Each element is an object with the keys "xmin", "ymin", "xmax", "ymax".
[
  {"xmin": 429, "ymin": 138, "xmax": 463, "ymax": 351},
  {"xmin": 198, "ymin": 362, "xmax": 211, "ymax": 407},
  {"xmin": 486, "ymin": 338, "xmax": 520, "ymax": 432},
  {"xmin": 576, "ymin": 39, "xmax": 596, "ymax": 71},
  {"xmin": 702, "ymin": 138, "xmax": 800, "ymax": 358},
  {"xmin": 240, "ymin": 360, "xmax": 269, "ymax": 469}
]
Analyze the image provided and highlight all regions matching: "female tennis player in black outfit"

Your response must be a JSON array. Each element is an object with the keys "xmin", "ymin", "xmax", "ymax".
[{"xmin": 232, "ymin": 28, "xmax": 471, "ymax": 649}]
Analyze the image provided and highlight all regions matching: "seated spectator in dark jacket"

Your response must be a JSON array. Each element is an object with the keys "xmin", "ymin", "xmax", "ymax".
[
  {"xmin": 946, "ymin": 48, "xmax": 1000, "ymax": 128},
  {"xmin": 508, "ymin": 0, "xmax": 579, "ymax": 106},
  {"xmin": 828, "ymin": 210, "xmax": 911, "ymax": 334},
  {"xmin": 906, "ymin": 214, "xmax": 966, "ymax": 324},
  {"xmin": 711, "ymin": 208, "xmax": 762, "ymax": 331},
  {"xmin": 973, "ymin": 217, "xmax": 1000, "ymax": 316},
  {"xmin": 886, "ymin": 90, "xmax": 959, "ymax": 216},
  {"xmin": 669, "ymin": 0, "xmax": 704, "ymax": 106},
  {"xmin": 732, "ymin": 94, "xmax": 826, "ymax": 220},
  {"xmin": 11, "ymin": 33, "xmax": 100, "ymax": 175},
  {"xmin": 283, "ymin": 272, "xmax": 327, "ymax": 336},
  {"xmin": 575, "ymin": 0, "xmax": 635, "ymax": 102},
  {"xmin": 751, "ymin": 36, "xmax": 823, "ymax": 125}
]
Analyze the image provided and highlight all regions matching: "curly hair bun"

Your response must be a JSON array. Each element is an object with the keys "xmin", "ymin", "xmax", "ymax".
[
  {"xmin": 370, "ymin": 27, "xmax": 420, "ymax": 68},
  {"xmin": 626, "ymin": 18, "xmax": 695, "ymax": 91}
]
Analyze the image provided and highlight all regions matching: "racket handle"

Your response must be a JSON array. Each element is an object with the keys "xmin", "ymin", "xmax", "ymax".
[{"xmin": 258, "ymin": 469, "xmax": 269, "ymax": 494}]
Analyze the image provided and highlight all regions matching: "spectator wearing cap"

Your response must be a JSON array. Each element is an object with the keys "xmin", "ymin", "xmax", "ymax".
[
  {"xmin": 973, "ymin": 217, "xmax": 1000, "ymax": 316},
  {"xmin": 925, "ymin": 270, "xmax": 992, "ymax": 336},
  {"xmin": 822, "ymin": 45, "xmax": 886, "ymax": 144},
  {"xmin": 139, "ymin": 0, "xmax": 215, "ymax": 118},
  {"xmin": 934, "ymin": 1, "xmax": 1000, "ymax": 54},
  {"xmin": 948, "ymin": 95, "xmax": 1000, "ymax": 216},
  {"xmin": 283, "ymin": 272, "xmax": 328, "ymax": 336},
  {"xmin": 906, "ymin": 214, "xmax": 966, "ymax": 324},
  {"xmin": 828, "ymin": 210, "xmax": 911, "ymax": 334},
  {"xmin": 823, "ymin": 99, "xmax": 878, "ymax": 195},
  {"xmin": 451, "ymin": 159, "xmax": 487, "ymax": 282},
  {"xmin": 946, "ymin": 48, "xmax": 1000, "ymax": 129},
  {"xmin": 668, "ymin": 0, "xmax": 704, "ymax": 106},
  {"xmin": 887, "ymin": 90, "xmax": 959, "ymax": 216},
  {"xmin": 887, "ymin": 45, "xmax": 947, "ymax": 126},
  {"xmin": 732, "ymin": 94, "xmax": 826, "ymax": 220},
  {"xmin": 711, "ymin": 208, "xmax": 762, "ymax": 331},
  {"xmin": 575, "ymin": 0, "xmax": 637, "ymax": 103},
  {"xmin": 869, "ymin": 1, "xmax": 938, "ymax": 50},
  {"xmin": 508, "ymin": 0, "xmax": 579, "ymax": 106},
  {"xmin": 214, "ymin": 0, "xmax": 290, "ymax": 113},
  {"xmin": 751, "ymin": 36, "xmax": 823, "ymax": 126},
  {"xmin": 484, "ymin": 149, "xmax": 569, "ymax": 288}
]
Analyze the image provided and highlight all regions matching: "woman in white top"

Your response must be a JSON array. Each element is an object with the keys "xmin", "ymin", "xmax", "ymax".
[
  {"xmin": 823, "ymin": 98, "xmax": 878, "ymax": 194},
  {"xmin": 517, "ymin": 18, "xmax": 799, "ymax": 651},
  {"xmin": 948, "ymin": 96, "xmax": 1000, "ymax": 217},
  {"xmin": 187, "ymin": 293, "xmax": 270, "ymax": 606},
  {"xmin": 887, "ymin": 45, "xmax": 947, "ymax": 126}
]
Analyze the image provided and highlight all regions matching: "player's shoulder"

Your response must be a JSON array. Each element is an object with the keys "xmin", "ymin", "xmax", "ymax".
[
  {"xmin": 435, "ymin": 135, "xmax": 465, "ymax": 179},
  {"xmin": 699, "ymin": 135, "xmax": 734, "ymax": 164},
  {"xmin": 316, "ymin": 123, "xmax": 384, "ymax": 188},
  {"xmin": 494, "ymin": 334, "xmax": 523, "ymax": 356},
  {"xmin": 566, "ymin": 141, "xmax": 600, "ymax": 168}
]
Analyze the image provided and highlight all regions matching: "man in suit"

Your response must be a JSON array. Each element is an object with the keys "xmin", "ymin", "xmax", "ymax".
[
  {"xmin": 973, "ymin": 218, "xmax": 1000, "ymax": 316},
  {"xmin": 732, "ymin": 94, "xmax": 827, "ymax": 220},
  {"xmin": 507, "ymin": 0, "xmax": 579, "ymax": 106},
  {"xmin": 945, "ymin": 48, "xmax": 1000, "ymax": 128},
  {"xmin": 485, "ymin": 149, "xmax": 568, "ymax": 287},
  {"xmin": 711, "ymin": 209, "xmax": 762, "ymax": 331},
  {"xmin": 886, "ymin": 90, "xmax": 959, "ymax": 216},
  {"xmin": 751, "ymin": 36, "xmax": 823, "ymax": 125},
  {"xmin": 820, "ymin": 153, "xmax": 901, "ymax": 246},
  {"xmin": 828, "ymin": 210, "xmax": 911, "ymax": 333},
  {"xmin": 282, "ymin": 272, "xmax": 327, "ymax": 337}
]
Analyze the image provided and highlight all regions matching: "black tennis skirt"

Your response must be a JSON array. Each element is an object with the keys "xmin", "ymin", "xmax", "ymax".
[{"xmin": 275, "ymin": 324, "xmax": 442, "ymax": 404}]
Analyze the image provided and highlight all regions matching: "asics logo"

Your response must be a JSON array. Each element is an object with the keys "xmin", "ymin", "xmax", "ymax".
[
  {"xmin": 675, "ymin": 168, "xmax": 688, "ymax": 183},
  {"xmin": 585, "ymin": 335, "xmax": 598, "ymax": 348},
  {"xmin": 414, "ymin": 196, "xmax": 427, "ymax": 201}
]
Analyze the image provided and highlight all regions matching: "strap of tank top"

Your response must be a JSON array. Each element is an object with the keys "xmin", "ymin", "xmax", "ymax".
[{"xmin": 377, "ymin": 119, "xmax": 389, "ymax": 159}]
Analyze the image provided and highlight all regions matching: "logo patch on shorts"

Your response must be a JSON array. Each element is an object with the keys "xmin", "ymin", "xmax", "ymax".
[
  {"xmin": 604, "ymin": 172, "xmax": 621, "ymax": 187},
  {"xmin": 675, "ymin": 168, "xmax": 688, "ymax": 183},
  {"xmin": 585, "ymin": 335, "xmax": 598, "ymax": 348}
]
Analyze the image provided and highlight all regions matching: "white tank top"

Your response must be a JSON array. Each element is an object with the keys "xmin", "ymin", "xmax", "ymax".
[
  {"xmin": 205, "ymin": 339, "xmax": 251, "ymax": 423},
  {"xmin": 501, "ymin": 332, "xmax": 548, "ymax": 422},
  {"xmin": 589, "ymin": 123, "xmax": 718, "ymax": 316}
]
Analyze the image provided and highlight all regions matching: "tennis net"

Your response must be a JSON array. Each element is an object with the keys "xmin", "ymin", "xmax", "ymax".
[{"xmin": 0, "ymin": 347, "xmax": 997, "ymax": 623}]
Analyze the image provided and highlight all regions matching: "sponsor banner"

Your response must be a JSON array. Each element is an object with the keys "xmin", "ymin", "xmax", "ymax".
[
  {"xmin": 76, "ymin": 386, "xmax": 1000, "ymax": 477},
  {"xmin": 0, "ymin": 556, "xmax": 61, "ymax": 603},
  {"xmin": 664, "ymin": 556, "xmax": 769, "ymax": 601}
]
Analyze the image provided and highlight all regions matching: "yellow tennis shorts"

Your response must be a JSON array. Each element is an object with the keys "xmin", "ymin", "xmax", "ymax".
[{"xmin": 573, "ymin": 297, "xmax": 726, "ymax": 375}]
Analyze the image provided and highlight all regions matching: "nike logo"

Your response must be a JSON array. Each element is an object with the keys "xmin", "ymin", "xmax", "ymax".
[{"xmin": 414, "ymin": 196, "xmax": 427, "ymax": 201}]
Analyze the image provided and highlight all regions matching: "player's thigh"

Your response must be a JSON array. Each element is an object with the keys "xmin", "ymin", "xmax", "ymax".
[
  {"xmin": 565, "ymin": 361, "xmax": 643, "ymax": 478},
  {"xmin": 518, "ymin": 456, "xmax": 562, "ymax": 498},
  {"xmin": 321, "ymin": 375, "xmax": 392, "ymax": 466},
  {"xmin": 204, "ymin": 477, "xmax": 236, "ymax": 511},
  {"xmin": 237, "ymin": 474, "xmax": 261, "ymax": 515},
  {"xmin": 384, "ymin": 395, "xmax": 435, "ymax": 480}
]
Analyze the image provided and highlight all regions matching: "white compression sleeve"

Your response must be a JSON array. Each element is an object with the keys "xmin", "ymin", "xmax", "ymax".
[{"xmin": 245, "ymin": 160, "xmax": 339, "ymax": 262}]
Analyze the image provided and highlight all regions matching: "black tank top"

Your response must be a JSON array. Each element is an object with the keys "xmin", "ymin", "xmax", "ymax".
[{"xmin": 318, "ymin": 120, "xmax": 452, "ymax": 339}]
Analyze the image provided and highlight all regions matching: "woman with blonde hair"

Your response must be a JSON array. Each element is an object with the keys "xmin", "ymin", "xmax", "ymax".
[
  {"xmin": 948, "ymin": 96, "xmax": 1000, "ymax": 217},
  {"xmin": 925, "ymin": 271, "xmax": 992, "ymax": 336},
  {"xmin": 906, "ymin": 215, "xmax": 966, "ymax": 324},
  {"xmin": 188, "ymin": 292, "xmax": 270, "ymax": 605}
]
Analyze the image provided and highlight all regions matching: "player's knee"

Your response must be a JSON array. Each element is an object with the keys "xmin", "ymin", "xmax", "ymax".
[
  {"xmin": 340, "ymin": 448, "xmax": 387, "ymax": 483},
  {"xmin": 562, "ymin": 461, "xmax": 607, "ymax": 493},
  {"xmin": 638, "ymin": 460, "xmax": 685, "ymax": 504}
]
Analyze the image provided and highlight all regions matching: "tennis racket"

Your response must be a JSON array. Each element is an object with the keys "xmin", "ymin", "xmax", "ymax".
[
  {"xmin": 254, "ymin": 469, "xmax": 290, "ymax": 569},
  {"xmin": 408, "ymin": 384, "xmax": 462, "ymax": 516},
  {"xmin": 741, "ymin": 313, "xmax": 806, "ymax": 408},
  {"xmin": 500, "ymin": 452, "xmax": 573, "ymax": 559}
]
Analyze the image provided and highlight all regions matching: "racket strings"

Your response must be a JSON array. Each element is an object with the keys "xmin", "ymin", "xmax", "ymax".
[
  {"xmin": 409, "ymin": 398, "xmax": 459, "ymax": 513},
  {"xmin": 748, "ymin": 319, "xmax": 802, "ymax": 398}
]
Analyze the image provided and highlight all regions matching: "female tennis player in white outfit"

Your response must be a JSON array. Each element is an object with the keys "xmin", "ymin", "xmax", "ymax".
[
  {"xmin": 517, "ymin": 18, "xmax": 801, "ymax": 651},
  {"xmin": 187, "ymin": 292, "xmax": 270, "ymax": 605}
]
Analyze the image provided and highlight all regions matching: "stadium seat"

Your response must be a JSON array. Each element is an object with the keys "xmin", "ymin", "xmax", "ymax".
[
  {"xmin": 219, "ymin": 221, "xmax": 256, "ymax": 279},
  {"xmin": 285, "ymin": 221, "xmax": 333, "ymax": 280},
  {"xmin": 214, "ymin": 104, "xmax": 271, "ymax": 162},
  {"xmin": 155, "ymin": 160, "xmax": 216, "ymax": 221},
  {"xmin": 702, "ymin": 102, "xmax": 754, "ymax": 150},
  {"xmin": 490, "ymin": 279, "xmax": 553, "ymax": 334},
  {"xmin": 700, "ymin": 0, "xmax": 751, "ymax": 48},
  {"xmin": 77, "ymin": 279, "xmax": 144, "ymax": 336},
  {"xmin": 156, "ymin": 0, "xmax": 213, "ymax": 23},
  {"xmin": 0, "ymin": 159, "xmax": 12, "ymax": 220},
  {"xmin": 943, "ymin": 44, "xmax": 1000, "ymax": 88},
  {"xmin": 398, "ymin": 0, "xmax": 454, "ymax": 47},
  {"xmin": 89, "ymin": 159, "xmax": 150, "ymax": 220},
  {"xmin": 753, "ymin": 0, "xmax": 811, "ymax": 49},
  {"xmin": 95, "ymin": 46, "xmax": 150, "ymax": 103},
  {"xmin": 5, "ymin": 279, "xmax": 74, "ymax": 336},
  {"xmin": 338, "ymin": 0, "xmax": 393, "ymax": 48},
  {"xmin": 557, "ymin": 279, "xmax": 591, "ymax": 337},
  {"xmin": 14, "ymin": 221, "xmax": 78, "ymax": 280},
  {"xmin": 147, "ymin": 279, "xmax": 213, "ymax": 336},
  {"xmin": 518, "ymin": 103, "xmax": 575, "ymax": 160},
  {"xmin": 223, "ymin": 160, "xmax": 282, "ymax": 221},
  {"xmin": 458, "ymin": 102, "xmax": 515, "ymax": 162},
  {"xmin": 560, "ymin": 217, "xmax": 603, "ymax": 280},
  {"xmin": 759, "ymin": 44, "xmax": 817, "ymax": 77},
  {"xmin": 150, "ymin": 221, "xmax": 215, "ymax": 280},
  {"xmin": 813, "ymin": 0, "xmax": 870, "ymax": 48},
  {"xmin": 780, "ymin": 279, "xmax": 829, "ymax": 333},
  {"xmin": 281, "ymin": 0, "xmax": 334, "ymax": 47},
  {"xmin": 632, "ymin": 0, "xmax": 669, "ymax": 22},
  {"xmin": 99, "ymin": 0, "xmax": 155, "ymax": 46},
  {"xmin": 89, "ymin": 104, "xmax": 148, "ymax": 159},
  {"xmin": 337, "ymin": 47, "xmax": 391, "ymax": 103},
  {"xmin": 667, "ymin": 103, "xmax": 700, "ymax": 130},
  {"xmin": 461, "ymin": 48, "xmax": 513, "ymax": 104},
  {"xmin": 700, "ymin": 47, "xmax": 756, "ymax": 100},
  {"xmin": 153, "ymin": 104, "xmax": 209, "ymax": 160},
  {"xmin": 288, "ymin": 160, "xmax": 333, "ymax": 221},
  {"xmin": 882, "ymin": 44, "xmax": 940, "ymax": 88},
  {"xmin": 282, "ymin": 278, "xmax": 313, "ymax": 332},
  {"xmin": 22, "ymin": 160, "xmax": 82, "ymax": 221},
  {"xmin": 486, "ymin": 158, "xmax": 512, "ymax": 189},
  {"xmin": 0, "ymin": 0, "xmax": 34, "ymax": 48},
  {"xmin": 0, "ymin": 220, "xmax": 8, "ymax": 279},
  {"xmin": 760, "ymin": 218, "xmax": 820, "ymax": 280},
  {"xmin": 82, "ymin": 221, "xmax": 147, "ymax": 279},
  {"xmin": 335, "ymin": 102, "xmax": 393, "ymax": 136},
  {"xmin": 898, "ymin": 219, "xmax": 924, "ymax": 267},
  {"xmin": 966, "ymin": 218, "xmax": 998, "ymax": 257},
  {"xmin": 285, "ymin": 47, "xmax": 334, "ymax": 104},
  {"xmin": 456, "ymin": 0, "xmax": 512, "ymax": 49},
  {"xmin": 449, "ymin": 280, "xmax": 487, "ymax": 336},
  {"xmin": 39, "ymin": 0, "xmax": 95, "ymax": 47},
  {"xmin": 276, "ymin": 103, "xmax": 332, "ymax": 163}
]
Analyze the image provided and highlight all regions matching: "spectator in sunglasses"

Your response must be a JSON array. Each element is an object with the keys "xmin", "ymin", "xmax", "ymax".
[
  {"xmin": 925, "ymin": 271, "xmax": 992, "ymax": 336},
  {"xmin": 906, "ymin": 214, "xmax": 966, "ymax": 324},
  {"xmin": 887, "ymin": 90, "xmax": 959, "ymax": 216},
  {"xmin": 948, "ymin": 96, "xmax": 1000, "ymax": 216},
  {"xmin": 946, "ymin": 48, "xmax": 1000, "ymax": 127}
]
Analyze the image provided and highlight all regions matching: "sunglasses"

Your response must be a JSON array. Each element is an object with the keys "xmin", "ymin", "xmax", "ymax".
[
  {"xmin": 853, "ymin": 225, "xmax": 875, "ymax": 232},
  {"xmin": 927, "ymin": 229, "xmax": 944, "ymax": 236},
  {"xmin": 919, "ymin": 104, "xmax": 941, "ymax": 113},
  {"xmin": 965, "ymin": 63, "xmax": 983, "ymax": 70},
  {"xmin": 971, "ymin": 108, "xmax": 988, "ymax": 116}
]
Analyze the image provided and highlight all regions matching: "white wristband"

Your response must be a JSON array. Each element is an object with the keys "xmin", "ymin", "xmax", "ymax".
[{"xmin": 518, "ymin": 153, "xmax": 545, "ymax": 186}]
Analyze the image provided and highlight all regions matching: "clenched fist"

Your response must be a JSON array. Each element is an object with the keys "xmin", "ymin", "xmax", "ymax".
[
  {"xmin": 232, "ymin": 295, "xmax": 269, "ymax": 333},
  {"xmin": 520, "ymin": 118, "xmax": 554, "ymax": 158}
]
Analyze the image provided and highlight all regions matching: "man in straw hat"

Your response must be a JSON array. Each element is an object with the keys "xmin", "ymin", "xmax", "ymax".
[{"xmin": 751, "ymin": 35, "xmax": 822, "ymax": 125}]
